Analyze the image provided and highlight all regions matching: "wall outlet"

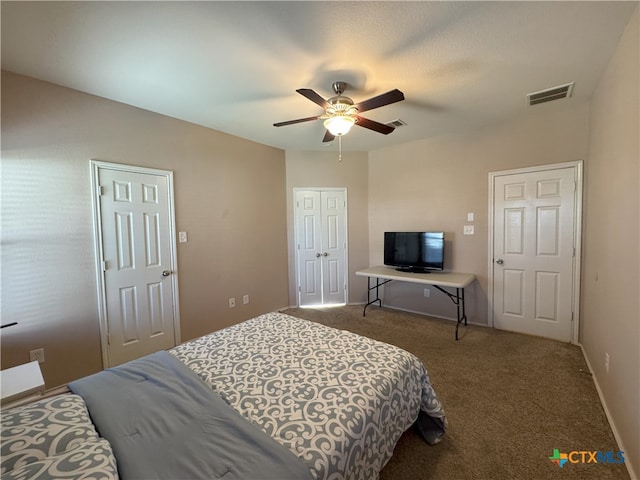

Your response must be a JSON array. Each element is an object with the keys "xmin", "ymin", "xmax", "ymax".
[
  {"xmin": 242, "ymin": 294, "xmax": 250, "ymax": 305},
  {"xmin": 605, "ymin": 352, "xmax": 610, "ymax": 373},
  {"xmin": 30, "ymin": 348, "xmax": 45, "ymax": 364},
  {"xmin": 228, "ymin": 297, "xmax": 236, "ymax": 308},
  {"xmin": 423, "ymin": 288, "xmax": 430, "ymax": 298}
]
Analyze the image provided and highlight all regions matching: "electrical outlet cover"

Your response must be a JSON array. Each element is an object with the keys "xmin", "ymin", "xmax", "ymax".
[{"xmin": 29, "ymin": 348, "xmax": 45, "ymax": 363}]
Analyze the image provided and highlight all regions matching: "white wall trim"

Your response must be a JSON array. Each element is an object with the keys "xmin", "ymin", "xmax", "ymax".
[{"xmin": 580, "ymin": 344, "xmax": 638, "ymax": 480}]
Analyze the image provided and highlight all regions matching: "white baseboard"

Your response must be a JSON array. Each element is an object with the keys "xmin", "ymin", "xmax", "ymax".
[{"xmin": 580, "ymin": 344, "xmax": 637, "ymax": 480}]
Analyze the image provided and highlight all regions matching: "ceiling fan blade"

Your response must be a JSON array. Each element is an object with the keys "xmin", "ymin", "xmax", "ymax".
[
  {"xmin": 296, "ymin": 89, "xmax": 329, "ymax": 108},
  {"xmin": 355, "ymin": 116, "xmax": 395, "ymax": 135},
  {"xmin": 273, "ymin": 116, "xmax": 320, "ymax": 127},
  {"xmin": 355, "ymin": 89, "xmax": 405, "ymax": 113},
  {"xmin": 322, "ymin": 130, "xmax": 335, "ymax": 143}
]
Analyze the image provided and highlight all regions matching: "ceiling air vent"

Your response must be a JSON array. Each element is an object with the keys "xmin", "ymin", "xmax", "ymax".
[
  {"xmin": 386, "ymin": 119, "xmax": 407, "ymax": 128},
  {"xmin": 527, "ymin": 82, "xmax": 574, "ymax": 106}
]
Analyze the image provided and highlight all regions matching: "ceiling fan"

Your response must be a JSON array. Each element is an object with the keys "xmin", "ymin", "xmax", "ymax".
[{"xmin": 273, "ymin": 81, "xmax": 405, "ymax": 143}]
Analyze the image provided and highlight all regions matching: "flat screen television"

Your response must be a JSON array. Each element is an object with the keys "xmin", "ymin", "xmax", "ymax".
[{"xmin": 384, "ymin": 231, "xmax": 445, "ymax": 273}]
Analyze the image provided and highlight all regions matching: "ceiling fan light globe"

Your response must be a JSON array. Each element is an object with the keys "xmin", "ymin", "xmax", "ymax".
[{"xmin": 324, "ymin": 115, "xmax": 356, "ymax": 136}]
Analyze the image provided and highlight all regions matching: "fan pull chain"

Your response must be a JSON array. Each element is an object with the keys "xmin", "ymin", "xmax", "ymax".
[{"xmin": 338, "ymin": 135, "xmax": 343, "ymax": 162}]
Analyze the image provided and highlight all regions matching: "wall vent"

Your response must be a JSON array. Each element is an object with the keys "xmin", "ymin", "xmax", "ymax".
[
  {"xmin": 527, "ymin": 82, "xmax": 574, "ymax": 106},
  {"xmin": 386, "ymin": 119, "xmax": 407, "ymax": 128}
]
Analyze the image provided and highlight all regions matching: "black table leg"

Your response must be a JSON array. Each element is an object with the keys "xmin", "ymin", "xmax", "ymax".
[
  {"xmin": 362, "ymin": 277, "xmax": 389, "ymax": 316},
  {"xmin": 433, "ymin": 285, "xmax": 468, "ymax": 341}
]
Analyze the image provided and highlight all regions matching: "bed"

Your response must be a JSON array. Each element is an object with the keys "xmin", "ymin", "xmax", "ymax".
[{"xmin": 1, "ymin": 312, "xmax": 446, "ymax": 480}]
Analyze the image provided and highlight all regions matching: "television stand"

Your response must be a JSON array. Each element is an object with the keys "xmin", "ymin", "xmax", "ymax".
[{"xmin": 355, "ymin": 266, "xmax": 476, "ymax": 340}]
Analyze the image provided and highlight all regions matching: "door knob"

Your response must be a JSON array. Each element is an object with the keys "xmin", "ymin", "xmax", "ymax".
[
  {"xmin": 495, "ymin": 259, "xmax": 504, "ymax": 265},
  {"xmin": 316, "ymin": 253, "xmax": 321, "ymax": 258},
  {"xmin": 162, "ymin": 270, "xmax": 172, "ymax": 277},
  {"xmin": 323, "ymin": 252, "xmax": 329, "ymax": 257}
]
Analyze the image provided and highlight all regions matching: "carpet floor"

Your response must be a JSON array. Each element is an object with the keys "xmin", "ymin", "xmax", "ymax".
[{"xmin": 282, "ymin": 305, "xmax": 630, "ymax": 480}]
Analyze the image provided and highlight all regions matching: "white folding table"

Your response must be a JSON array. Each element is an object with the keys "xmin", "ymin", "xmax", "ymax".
[{"xmin": 356, "ymin": 266, "xmax": 476, "ymax": 340}]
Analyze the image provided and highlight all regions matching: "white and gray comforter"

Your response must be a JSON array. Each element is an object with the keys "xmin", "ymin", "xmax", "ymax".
[
  {"xmin": 1, "ymin": 312, "xmax": 446, "ymax": 480},
  {"xmin": 68, "ymin": 350, "xmax": 314, "ymax": 480},
  {"xmin": 170, "ymin": 312, "xmax": 446, "ymax": 480}
]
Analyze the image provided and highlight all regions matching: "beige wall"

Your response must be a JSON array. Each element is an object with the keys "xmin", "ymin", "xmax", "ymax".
[
  {"xmin": 582, "ymin": 7, "xmax": 639, "ymax": 476},
  {"xmin": 368, "ymin": 103, "xmax": 590, "ymax": 323},
  {"xmin": 285, "ymin": 150, "xmax": 369, "ymax": 306},
  {"xmin": 1, "ymin": 71, "xmax": 289, "ymax": 388}
]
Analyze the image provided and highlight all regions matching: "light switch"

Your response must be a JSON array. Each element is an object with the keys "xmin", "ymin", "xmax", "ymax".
[
  {"xmin": 178, "ymin": 231, "xmax": 188, "ymax": 243},
  {"xmin": 464, "ymin": 225, "xmax": 474, "ymax": 235},
  {"xmin": 467, "ymin": 212, "xmax": 474, "ymax": 222}
]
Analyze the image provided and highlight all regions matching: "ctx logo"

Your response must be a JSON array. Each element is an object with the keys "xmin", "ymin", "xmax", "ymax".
[{"xmin": 549, "ymin": 449, "xmax": 625, "ymax": 468}]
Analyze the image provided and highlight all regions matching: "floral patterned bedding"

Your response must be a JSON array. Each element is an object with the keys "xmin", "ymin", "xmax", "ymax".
[
  {"xmin": 0, "ymin": 393, "xmax": 118, "ymax": 480},
  {"xmin": 170, "ymin": 312, "xmax": 446, "ymax": 480}
]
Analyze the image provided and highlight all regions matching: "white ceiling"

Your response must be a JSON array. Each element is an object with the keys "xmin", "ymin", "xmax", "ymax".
[{"xmin": 1, "ymin": 1, "xmax": 636, "ymax": 152}]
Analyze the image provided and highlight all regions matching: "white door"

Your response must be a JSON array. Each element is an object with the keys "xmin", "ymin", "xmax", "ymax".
[
  {"xmin": 490, "ymin": 163, "xmax": 581, "ymax": 342},
  {"xmin": 92, "ymin": 162, "xmax": 180, "ymax": 367},
  {"xmin": 295, "ymin": 189, "xmax": 347, "ymax": 307}
]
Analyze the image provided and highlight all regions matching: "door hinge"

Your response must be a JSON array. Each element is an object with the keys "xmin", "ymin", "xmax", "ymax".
[
  {"xmin": 98, "ymin": 185, "xmax": 105, "ymax": 196},
  {"xmin": 102, "ymin": 260, "xmax": 107, "ymax": 272}
]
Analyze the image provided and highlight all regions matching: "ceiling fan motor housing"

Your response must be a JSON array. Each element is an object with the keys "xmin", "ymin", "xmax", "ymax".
[
  {"xmin": 332, "ymin": 81, "xmax": 348, "ymax": 95},
  {"xmin": 326, "ymin": 95, "xmax": 357, "ymax": 116}
]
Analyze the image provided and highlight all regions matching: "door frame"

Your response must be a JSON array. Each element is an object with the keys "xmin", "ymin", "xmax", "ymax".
[
  {"xmin": 90, "ymin": 160, "xmax": 181, "ymax": 367},
  {"xmin": 293, "ymin": 187, "xmax": 349, "ymax": 307},
  {"xmin": 487, "ymin": 160, "xmax": 583, "ymax": 343}
]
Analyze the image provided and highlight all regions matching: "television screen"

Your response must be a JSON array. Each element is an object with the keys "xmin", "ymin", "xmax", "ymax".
[{"xmin": 384, "ymin": 232, "xmax": 444, "ymax": 272}]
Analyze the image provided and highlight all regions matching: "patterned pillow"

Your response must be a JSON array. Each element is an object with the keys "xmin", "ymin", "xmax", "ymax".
[
  {"xmin": 1, "ymin": 393, "xmax": 118, "ymax": 479},
  {"xmin": 2, "ymin": 438, "xmax": 117, "ymax": 480}
]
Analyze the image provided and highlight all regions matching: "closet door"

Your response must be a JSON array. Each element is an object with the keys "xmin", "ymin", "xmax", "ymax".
[
  {"xmin": 320, "ymin": 190, "xmax": 347, "ymax": 305},
  {"xmin": 295, "ymin": 189, "xmax": 347, "ymax": 307},
  {"xmin": 296, "ymin": 190, "xmax": 323, "ymax": 306}
]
